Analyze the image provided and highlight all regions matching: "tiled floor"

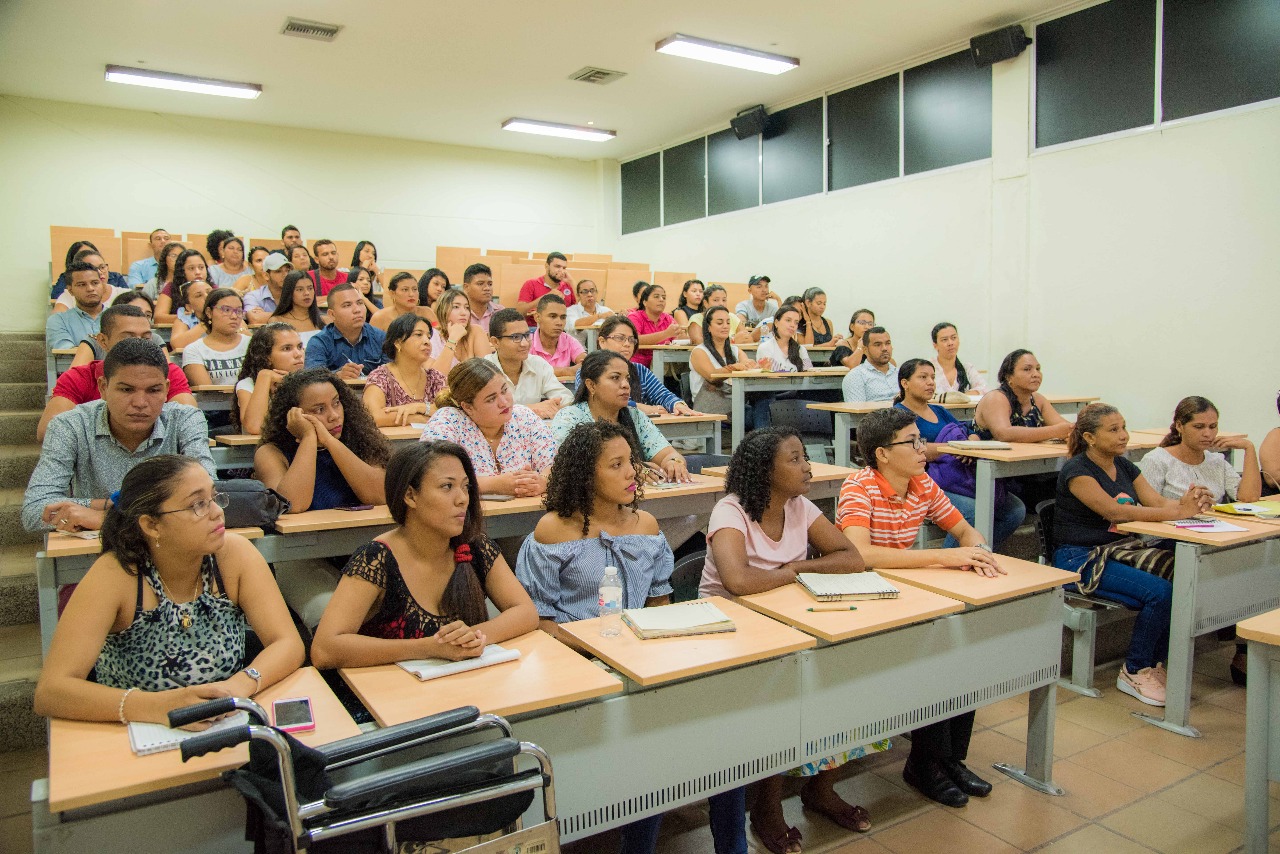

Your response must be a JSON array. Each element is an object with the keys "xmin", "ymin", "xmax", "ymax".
[{"xmin": 0, "ymin": 639, "xmax": 1268, "ymax": 854}]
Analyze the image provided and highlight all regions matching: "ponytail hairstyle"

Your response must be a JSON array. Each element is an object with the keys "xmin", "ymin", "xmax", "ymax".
[
  {"xmin": 434, "ymin": 357, "xmax": 504, "ymax": 412},
  {"xmin": 700, "ymin": 306, "xmax": 738, "ymax": 368},
  {"xmin": 1161, "ymin": 396, "xmax": 1218, "ymax": 448},
  {"xmin": 895, "ymin": 358, "xmax": 933, "ymax": 404},
  {"xmin": 384, "ymin": 442, "xmax": 487, "ymax": 626},
  {"xmin": 771, "ymin": 304, "xmax": 804, "ymax": 369},
  {"xmin": 996, "ymin": 348, "xmax": 1034, "ymax": 390},
  {"xmin": 574, "ymin": 350, "xmax": 643, "ymax": 456},
  {"xmin": 543, "ymin": 421, "xmax": 644, "ymax": 535},
  {"xmin": 1068, "ymin": 402, "xmax": 1121, "ymax": 457},
  {"xmin": 102, "ymin": 456, "xmax": 205, "ymax": 575},
  {"xmin": 930, "ymin": 322, "xmax": 971, "ymax": 392}
]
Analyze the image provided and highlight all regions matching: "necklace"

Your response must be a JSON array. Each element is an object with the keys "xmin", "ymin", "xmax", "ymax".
[{"xmin": 157, "ymin": 567, "xmax": 202, "ymax": 631}]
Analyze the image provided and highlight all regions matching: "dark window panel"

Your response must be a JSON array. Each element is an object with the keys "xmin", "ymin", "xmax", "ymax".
[
  {"xmin": 903, "ymin": 49, "xmax": 992, "ymax": 174},
  {"xmin": 762, "ymin": 98, "xmax": 824, "ymax": 204},
  {"xmin": 828, "ymin": 73, "xmax": 901, "ymax": 190},
  {"xmin": 662, "ymin": 138, "xmax": 706, "ymax": 226},
  {"xmin": 620, "ymin": 153, "xmax": 660, "ymax": 235},
  {"xmin": 707, "ymin": 127, "xmax": 760, "ymax": 216},
  {"xmin": 1163, "ymin": 0, "xmax": 1280, "ymax": 121}
]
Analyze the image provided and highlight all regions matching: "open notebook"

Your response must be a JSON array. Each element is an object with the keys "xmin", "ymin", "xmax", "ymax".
[
  {"xmin": 622, "ymin": 601, "xmax": 736, "ymax": 640},
  {"xmin": 797, "ymin": 572, "xmax": 900, "ymax": 602},
  {"xmin": 1214, "ymin": 501, "xmax": 1280, "ymax": 518},
  {"xmin": 128, "ymin": 710, "xmax": 250, "ymax": 757},
  {"xmin": 396, "ymin": 643, "xmax": 521, "ymax": 681}
]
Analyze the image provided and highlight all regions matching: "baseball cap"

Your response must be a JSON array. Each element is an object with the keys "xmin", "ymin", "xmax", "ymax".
[{"xmin": 263, "ymin": 252, "xmax": 292, "ymax": 272}]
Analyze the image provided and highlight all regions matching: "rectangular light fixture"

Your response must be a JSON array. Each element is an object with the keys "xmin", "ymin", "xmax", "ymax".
[
  {"xmin": 501, "ymin": 118, "xmax": 616, "ymax": 142},
  {"xmin": 656, "ymin": 34, "xmax": 798, "ymax": 75},
  {"xmin": 105, "ymin": 65, "xmax": 262, "ymax": 99}
]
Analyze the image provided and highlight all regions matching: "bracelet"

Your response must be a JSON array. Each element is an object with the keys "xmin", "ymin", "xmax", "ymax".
[
  {"xmin": 974, "ymin": 543, "xmax": 993, "ymax": 553},
  {"xmin": 118, "ymin": 687, "xmax": 137, "ymax": 724}
]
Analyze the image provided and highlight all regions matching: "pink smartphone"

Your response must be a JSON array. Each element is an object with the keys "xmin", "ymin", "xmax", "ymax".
[
  {"xmin": 272, "ymin": 697, "xmax": 315, "ymax": 733},
  {"xmin": 338, "ymin": 504, "xmax": 375, "ymax": 511}
]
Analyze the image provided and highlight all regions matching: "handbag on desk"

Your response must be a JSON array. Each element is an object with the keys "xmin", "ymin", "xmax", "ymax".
[{"xmin": 219, "ymin": 479, "xmax": 290, "ymax": 529}]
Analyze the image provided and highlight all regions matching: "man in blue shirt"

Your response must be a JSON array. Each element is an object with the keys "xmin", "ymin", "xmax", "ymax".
[
  {"xmin": 304, "ymin": 283, "xmax": 386, "ymax": 379},
  {"xmin": 842, "ymin": 327, "xmax": 898, "ymax": 403},
  {"xmin": 46, "ymin": 262, "xmax": 106, "ymax": 349},
  {"xmin": 125, "ymin": 228, "xmax": 171, "ymax": 286}
]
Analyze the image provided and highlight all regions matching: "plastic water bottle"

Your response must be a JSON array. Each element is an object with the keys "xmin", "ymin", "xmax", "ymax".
[{"xmin": 598, "ymin": 566, "xmax": 623, "ymax": 638}]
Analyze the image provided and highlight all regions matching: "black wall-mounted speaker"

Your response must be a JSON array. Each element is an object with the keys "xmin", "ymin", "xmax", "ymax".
[
  {"xmin": 970, "ymin": 24, "xmax": 1032, "ymax": 68},
  {"xmin": 730, "ymin": 105, "xmax": 769, "ymax": 140}
]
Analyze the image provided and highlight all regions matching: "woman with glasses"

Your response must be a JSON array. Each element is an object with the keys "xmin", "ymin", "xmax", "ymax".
[
  {"xmin": 583, "ymin": 316, "xmax": 701, "ymax": 417},
  {"xmin": 181, "ymin": 288, "xmax": 251, "ymax": 387},
  {"xmin": 364, "ymin": 314, "xmax": 448, "ymax": 427},
  {"xmin": 565, "ymin": 278, "xmax": 612, "ymax": 336},
  {"xmin": 33, "ymin": 455, "xmax": 304, "ymax": 724}
]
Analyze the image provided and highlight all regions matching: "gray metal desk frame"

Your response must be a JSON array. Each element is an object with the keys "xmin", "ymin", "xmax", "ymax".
[
  {"xmin": 727, "ymin": 374, "xmax": 846, "ymax": 448},
  {"xmin": 1244, "ymin": 632, "xmax": 1280, "ymax": 852}
]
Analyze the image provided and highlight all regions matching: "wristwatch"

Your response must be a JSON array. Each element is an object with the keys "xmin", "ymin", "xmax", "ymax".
[{"xmin": 242, "ymin": 667, "xmax": 262, "ymax": 696}]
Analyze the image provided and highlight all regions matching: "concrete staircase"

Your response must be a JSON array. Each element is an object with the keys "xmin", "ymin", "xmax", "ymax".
[{"xmin": 0, "ymin": 333, "xmax": 49, "ymax": 752}]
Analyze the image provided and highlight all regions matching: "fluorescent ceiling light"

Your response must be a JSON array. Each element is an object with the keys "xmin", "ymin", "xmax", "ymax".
[
  {"xmin": 502, "ymin": 118, "xmax": 616, "ymax": 142},
  {"xmin": 656, "ymin": 34, "xmax": 798, "ymax": 75},
  {"xmin": 105, "ymin": 65, "xmax": 262, "ymax": 99}
]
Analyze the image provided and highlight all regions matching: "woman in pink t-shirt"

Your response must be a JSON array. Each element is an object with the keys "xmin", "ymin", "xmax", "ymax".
[
  {"xmin": 702, "ymin": 427, "xmax": 874, "ymax": 852},
  {"xmin": 625, "ymin": 283, "xmax": 681, "ymax": 368}
]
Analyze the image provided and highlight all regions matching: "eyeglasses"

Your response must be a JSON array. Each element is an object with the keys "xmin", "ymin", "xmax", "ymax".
[
  {"xmin": 214, "ymin": 306, "xmax": 245, "ymax": 316},
  {"xmin": 496, "ymin": 332, "xmax": 533, "ymax": 343},
  {"xmin": 154, "ymin": 492, "xmax": 229, "ymax": 519},
  {"xmin": 605, "ymin": 334, "xmax": 638, "ymax": 346},
  {"xmin": 578, "ymin": 288, "xmax": 597, "ymax": 296},
  {"xmin": 885, "ymin": 437, "xmax": 927, "ymax": 451},
  {"xmin": 94, "ymin": 263, "xmax": 110, "ymax": 273}
]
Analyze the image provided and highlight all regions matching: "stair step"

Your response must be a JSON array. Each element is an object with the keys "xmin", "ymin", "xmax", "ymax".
[
  {"xmin": 0, "ymin": 410, "xmax": 39, "ymax": 444},
  {"xmin": 0, "ymin": 544, "xmax": 36, "ymax": 580},
  {"xmin": 0, "ymin": 445, "xmax": 40, "ymax": 488},
  {"xmin": 0, "ymin": 623, "xmax": 41, "ymax": 683},
  {"xmin": 0, "ymin": 490, "xmax": 40, "ymax": 548},
  {"xmin": 0, "ymin": 383, "xmax": 46, "ymax": 411},
  {"xmin": 0, "ymin": 622, "xmax": 44, "ymax": 751},
  {"xmin": 0, "ymin": 544, "xmax": 38, "ymax": 629},
  {"xmin": 0, "ymin": 359, "xmax": 48, "ymax": 385}
]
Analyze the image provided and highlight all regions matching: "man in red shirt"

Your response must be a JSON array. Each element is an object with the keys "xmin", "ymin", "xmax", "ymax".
[
  {"xmin": 515, "ymin": 252, "xmax": 575, "ymax": 324},
  {"xmin": 310, "ymin": 239, "xmax": 349, "ymax": 295},
  {"xmin": 37, "ymin": 305, "xmax": 196, "ymax": 441}
]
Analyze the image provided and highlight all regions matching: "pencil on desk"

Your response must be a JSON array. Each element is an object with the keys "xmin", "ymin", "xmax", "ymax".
[{"xmin": 807, "ymin": 606, "xmax": 858, "ymax": 612}]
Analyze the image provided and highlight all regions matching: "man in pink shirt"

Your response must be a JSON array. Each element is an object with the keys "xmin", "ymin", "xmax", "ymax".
[
  {"xmin": 309, "ymin": 239, "xmax": 349, "ymax": 296},
  {"xmin": 516, "ymin": 252, "xmax": 576, "ymax": 325},
  {"xmin": 528, "ymin": 294, "xmax": 585, "ymax": 381}
]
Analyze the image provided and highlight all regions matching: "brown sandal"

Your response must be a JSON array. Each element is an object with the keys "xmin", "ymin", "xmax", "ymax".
[
  {"xmin": 749, "ymin": 815, "xmax": 803, "ymax": 854},
  {"xmin": 800, "ymin": 792, "xmax": 872, "ymax": 833}
]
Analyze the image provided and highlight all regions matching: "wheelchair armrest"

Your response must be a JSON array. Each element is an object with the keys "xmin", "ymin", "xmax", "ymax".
[
  {"xmin": 317, "ymin": 706, "xmax": 481, "ymax": 765},
  {"xmin": 323, "ymin": 738, "xmax": 521, "ymax": 811}
]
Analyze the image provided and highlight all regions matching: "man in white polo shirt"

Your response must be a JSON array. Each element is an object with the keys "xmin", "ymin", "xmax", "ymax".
[
  {"xmin": 243, "ymin": 252, "xmax": 292, "ymax": 325},
  {"xmin": 484, "ymin": 308, "xmax": 571, "ymax": 418}
]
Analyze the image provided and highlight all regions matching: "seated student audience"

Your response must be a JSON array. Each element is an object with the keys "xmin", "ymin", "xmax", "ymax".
[
  {"xmin": 311, "ymin": 441, "xmax": 539, "ymax": 669},
  {"xmin": 828, "ymin": 309, "xmax": 877, "ymax": 370},
  {"xmin": 1263, "ymin": 392, "xmax": 1280, "ymax": 492},
  {"xmin": 169, "ymin": 280, "xmax": 213, "ymax": 350},
  {"xmin": 671, "ymin": 278, "xmax": 705, "ymax": 330},
  {"xmin": 304, "ymin": 283, "xmax": 387, "ymax": 379},
  {"xmin": 208, "ymin": 236, "xmax": 247, "ymax": 288},
  {"xmin": 287, "ymin": 243, "xmax": 315, "ymax": 277},
  {"xmin": 233, "ymin": 323, "xmax": 306, "ymax": 435},
  {"xmin": 580, "ymin": 316, "xmax": 700, "ymax": 417},
  {"xmin": 688, "ymin": 284, "xmax": 747, "ymax": 346},
  {"xmin": 364, "ymin": 313, "xmax": 447, "ymax": 427},
  {"xmin": 370, "ymin": 271, "xmax": 420, "ymax": 331},
  {"xmin": 50, "ymin": 241, "xmax": 92, "ymax": 298},
  {"xmin": 309, "ymin": 239, "xmax": 350, "ymax": 296},
  {"xmin": 627, "ymin": 283, "xmax": 681, "ymax": 368},
  {"xmin": 348, "ymin": 265, "xmax": 382, "ymax": 322},
  {"xmin": 69, "ymin": 290, "xmax": 164, "ymax": 367},
  {"xmin": 24, "ymin": 339, "xmax": 216, "ymax": 533},
  {"xmin": 630, "ymin": 279, "xmax": 648, "ymax": 309},
  {"xmin": 416, "ymin": 267, "xmax": 449, "ymax": 321},
  {"xmin": 520, "ymin": 421, "xmax": 740, "ymax": 854},
  {"xmin": 242, "ymin": 251, "xmax": 292, "ymax": 325},
  {"xmin": 233, "ymin": 245, "xmax": 271, "ymax": 295},
  {"xmin": 40, "ymin": 306, "xmax": 196, "ymax": 442},
  {"xmin": 181, "ymin": 288, "xmax": 251, "ymax": 387},
  {"xmin": 53, "ymin": 250, "xmax": 130, "ymax": 312},
  {"xmin": 553, "ymin": 350, "xmax": 691, "ymax": 483},
  {"xmin": 736, "ymin": 275, "xmax": 780, "ymax": 342},
  {"xmin": 841, "ymin": 327, "xmax": 896, "ymax": 403},
  {"xmin": 565, "ymin": 278, "xmax": 612, "ymax": 333},
  {"xmin": 271, "ymin": 269, "xmax": 326, "ymax": 345},
  {"xmin": 930, "ymin": 322, "xmax": 988, "ymax": 396},
  {"xmin": 431, "ymin": 286, "xmax": 493, "ymax": 372},
  {"xmin": 463, "ymin": 263, "xmax": 502, "ymax": 332},
  {"xmin": 689, "ymin": 306, "xmax": 760, "ymax": 416},
  {"xmin": 516, "ymin": 252, "xmax": 576, "ymax": 323},
  {"xmin": 795, "ymin": 288, "xmax": 842, "ymax": 348},
  {"xmin": 484, "ymin": 308, "xmax": 571, "ymax": 417},
  {"xmin": 422, "ymin": 359, "xmax": 557, "ymax": 497},
  {"xmin": 1053, "ymin": 403, "xmax": 1213, "ymax": 706},
  {"xmin": 837, "ymin": 407, "xmax": 1003, "ymax": 808},
  {"xmin": 894, "ymin": 359, "xmax": 1025, "ymax": 547},
  {"xmin": 350, "ymin": 240, "xmax": 383, "ymax": 286},
  {"xmin": 32, "ymin": 455, "xmax": 304, "ymax": 724},
  {"xmin": 529, "ymin": 293, "xmax": 586, "ymax": 380},
  {"xmin": 125, "ymin": 228, "xmax": 170, "ymax": 286},
  {"xmin": 46, "ymin": 261, "xmax": 106, "ymax": 349},
  {"xmin": 139, "ymin": 241, "xmax": 186, "ymax": 301},
  {"xmin": 702, "ymin": 428, "xmax": 870, "ymax": 848},
  {"xmin": 155, "ymin": 248, "xmax": 211, "ymax": 325}
]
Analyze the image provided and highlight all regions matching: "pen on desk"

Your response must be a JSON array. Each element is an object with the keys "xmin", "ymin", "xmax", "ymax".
[{"xmin": 807, "ymin": 606, "xmax": 857, "ymax": 612}]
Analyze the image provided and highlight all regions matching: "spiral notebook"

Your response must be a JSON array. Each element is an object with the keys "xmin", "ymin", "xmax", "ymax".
[
  {"xmin": 396, "ymin": 644, "xmax": 522, "ymax": 681},
  {"xmin": 127, "ymin": 710, "xmax": 250, "ymax": 756},
  {"xmin": 797, "ymin": 572, "xmax": 900, "ymax": 602}
]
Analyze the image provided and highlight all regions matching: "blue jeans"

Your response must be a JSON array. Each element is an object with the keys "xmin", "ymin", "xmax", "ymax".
[
  {"xmin": 619, "ymin": 788, "xmax": 747, "ymax": 854},
  {"xmin": 942, "ymin": 491, "xmax": 1026, "ymax": 549},
  {"xmin": 1054, "ymin": 544, "xmax": 1172, "ymax": 673}
]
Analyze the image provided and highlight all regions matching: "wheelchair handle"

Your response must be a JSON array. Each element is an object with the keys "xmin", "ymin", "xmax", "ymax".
[
  {"xmin": 179, "ymin": 724, "xmax": 252, "ymax": 762},
  {"xmin": 168, "ymin": 697, "xmax": 268, "ymax": 729}
]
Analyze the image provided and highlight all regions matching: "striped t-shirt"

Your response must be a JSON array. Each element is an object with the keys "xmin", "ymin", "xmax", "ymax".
[{"xmin": 836, "ymin": 467, "xmax": 963, "ymax": 549}]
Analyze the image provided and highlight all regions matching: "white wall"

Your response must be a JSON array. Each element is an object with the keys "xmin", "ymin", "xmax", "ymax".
[{"xmin": 0, "ymin": 95, "xmax": 609, "ymax": 333}]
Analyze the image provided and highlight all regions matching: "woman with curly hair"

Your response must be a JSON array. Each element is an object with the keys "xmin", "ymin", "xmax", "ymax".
[
  {"xmin": 270, "ymin": 270, "xmax": 326, "ymax": 345},
  {"xmin": 311, "ymin": 441, "xmax": 537, "ymax": 669},
  {"xmin": 703, "ymin": 427, "xmax": 870, "ymax": 851},
  {"xmin": 139, "ymin": 240, "xmax": 185, "ymax": 301},
  {"xmin": 233, "ymin": 323, "xmax": 306, "ymax": 434}
]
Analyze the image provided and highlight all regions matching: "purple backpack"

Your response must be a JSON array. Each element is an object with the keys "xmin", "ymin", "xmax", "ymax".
[{"xmin": 926, "ymin": 421, "xmax": 1007, "ymax": 502}]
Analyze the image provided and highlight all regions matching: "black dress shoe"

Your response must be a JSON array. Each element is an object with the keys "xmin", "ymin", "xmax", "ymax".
[
  {"xmin": 903, "ymin": 760, "xmax": 968, "ymax": 807},
  {"xmin": 942, "ymin": 760, "xmax": 993, "ymax": 797}
]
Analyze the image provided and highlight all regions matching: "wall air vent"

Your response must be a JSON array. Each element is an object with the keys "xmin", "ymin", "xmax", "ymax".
[
  {"xmin": 280, "ymin": 18, "xmax": 343, "ymax": 42},
  {"xmin": 569, "ymin": 67, "xmax": 627, "ymax": 85}
]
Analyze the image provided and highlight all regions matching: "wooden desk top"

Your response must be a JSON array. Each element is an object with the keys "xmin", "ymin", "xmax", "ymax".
[
  {"xmin": 1238, "ymin": 607, "xmax": 1280, "ymax": 647},
  {"xmin": 1129, "ymin": 428, "xmax": 1246, "ymax": 441},
  {"xmin": 51, "ymin": 348, "xmax": 78, "ymax": 356},
  {"xmin": 339, "ymin": 630, "xmax": 622, "ymax": 727},
  {"xmin": 877, "ymin": 555, "xmax": 1079, "ymax": 606},
  {"xmin": 477, "ymin": 473, "xmax": 723, "ymax": 521},
  {"xmin": 48, "ymin": 667, "xmax": 359, "ymax": 812},
  {"xmin": 44, "ymin": 528, "xmax": 263, "ymax": 559},
  {"xmin": 708, "ymin": 368, "xmax": 848, "ymax": 380},
  {"xmin": 272, "ymin": 506, "xmax": 393, "ymax": 534},
  {"xmin": 1118, "ymin": 515, "xmax": 1280, "ymax": 548},
  {"xmin": 559, "ymin": 596, "xmax": 816, "ymax": 687},
  {"xmin": 807, "ymin": 399, "xmax": 978, "ymax": 414},
  {"xmin": 650, "ymin": 413, "xmax": 728, "ymax": 425},
  {"xmin": 940, "ymin": 437, "xmax": 1162, "ymax": 463},
  {"xmin": 738, "ymin": 581, "xmax": 965, "ymax": 643},
  {"xmin": 1044, "ymin": 395, "xmax": 1100, "ymax": 406},
  {"xmin": 190, "ymin": 385, "xmax": 233, "ymax": 394},
  {"xmin": 215, "ymin": 423, "xmax": 425, "ymax": 447},
  {"xmin": 700, "ymin": 462, "xmax": 854, "ymax": 484}
]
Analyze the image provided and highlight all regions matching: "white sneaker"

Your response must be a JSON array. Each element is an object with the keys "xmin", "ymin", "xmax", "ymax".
[{"xmin": 1117, "ymin": 666, "xmax": 1166, "ymax": 706}]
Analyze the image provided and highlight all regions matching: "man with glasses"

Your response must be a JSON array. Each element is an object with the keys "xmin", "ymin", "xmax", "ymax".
[
  {"xmin": 23, "ymin": 338, "xmax": 215, "ymax": 534},
  {"xmin": 835, "ymin": 406, "xmax": 1001, "ymax": 810},
  {"xmin": 565, "ymin": 278, "xmax": 613, "ymax": 337},
  {"xmin": 53, "ymin": 250, "xmax": 131, "ymax": 314},
  {"xmin": 842, "ymin": 326, "xmax": 897, "ymax": 403},
  {"xmin": 484, "ymin": 308, "xmax": 571, "ymax": 418}
]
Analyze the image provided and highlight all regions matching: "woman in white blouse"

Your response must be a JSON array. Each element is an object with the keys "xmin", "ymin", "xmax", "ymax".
[{"xmin": 930, "ymin": 322, "xmax": 988, "ymax": 396}]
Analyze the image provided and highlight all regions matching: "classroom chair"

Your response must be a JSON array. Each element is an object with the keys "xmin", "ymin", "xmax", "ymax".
[{"xmin": 768, "ymin": 400, "xmax": 834, "ymax": 464}]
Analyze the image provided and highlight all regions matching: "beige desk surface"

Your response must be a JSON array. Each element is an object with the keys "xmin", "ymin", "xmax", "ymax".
[
  {"xmin": 190, "ymin": 384, "xmax": 233, "ymax": 394},
  {"xmin": 477, "ymin": 473, "xmax": 724, "ymax": 521},
  {"xmin": 51, "ymin": 348, "xmax": 78, "ymax": 356},
  {"xmin": 807, "ymin": 399, "xmax": 978, "ymax": 415},
  {"xmin": 271, "ymin": 506, "xmax": 393, "ymax": 534},
  {"xmin": 650, "ymin": 413, "xmax": 728, "ymax": 425},
  {"xmin": 1238, "ymin": 608, "xmax": 1280, "ymax": 647},
  {"xmin": 1044, "ymin": 396, "xmax": 1101, "ymax": 406},
  {"xmin": 48, "ymin": 667, "xmax": 359, "ymax": 812},
  {"xmin": 340, "ymin": 630, "xmax": 623, "ymax": 727},
  {"xmin": 941, "ymin": 437, "xmax": 1160, "ymax": 463},
  {"xmin": 216, "ymin": 424, "xmax": 426, "ymax": 447},
  {"xmin": 709, "ymin": 368, "xmax": 848, "ymax": 380},
  {"xmin": 560, "ymin": 596, "xmax": 816, "ymax": 687},
  {"xmin": 738, "ymin": 581, "xmax": 965, "ymax": 643},
  {"xmin": 44, "ymin": 527, "xmax": 263, "ymax": 559},
  {"xmin": 1118, "ymin": 515, "xmax": 1280, "ymax": 548},
  {"xmin": 701, "ymin": 462, "xmax": 854, "ymax": 485},
  {"xmin": 877, "ymin": 555, "xmax": 1080, "ymax": 606},
  {"xmin": 1130, "ymin": 428, "xmax": 1247, "ymax": 441}
]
